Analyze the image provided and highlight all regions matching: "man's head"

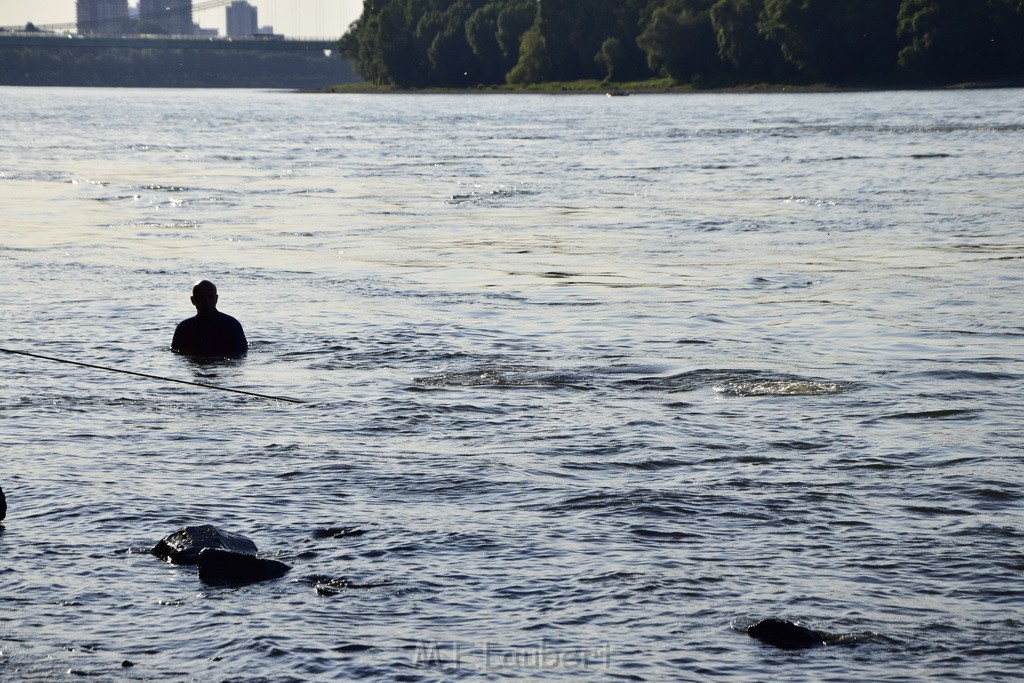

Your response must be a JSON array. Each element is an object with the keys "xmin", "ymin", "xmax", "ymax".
[{"xmin": 190, "ymin": 280, "xmax": 219, "ymax": 314}]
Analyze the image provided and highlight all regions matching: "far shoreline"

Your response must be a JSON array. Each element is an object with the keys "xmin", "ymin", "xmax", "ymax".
[{"xmin": 315, "ymin": 77, "xmax": 1024, "ymax": 95}]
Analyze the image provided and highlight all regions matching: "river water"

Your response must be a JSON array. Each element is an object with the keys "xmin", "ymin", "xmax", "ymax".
[{"xmin": 1, "ymin": 86, "xmax": 1022, "ymax": 680}]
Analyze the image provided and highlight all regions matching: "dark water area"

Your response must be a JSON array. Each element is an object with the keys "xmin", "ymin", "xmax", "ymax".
[{"xmin": 1, "ymin": 87, "xmax": 1023, "ymax": 680}]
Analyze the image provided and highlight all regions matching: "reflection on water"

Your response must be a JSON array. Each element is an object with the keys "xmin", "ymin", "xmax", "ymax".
[{"xmin": 1, "ymin": 86, "xmax": 1023, "ymax": 681}]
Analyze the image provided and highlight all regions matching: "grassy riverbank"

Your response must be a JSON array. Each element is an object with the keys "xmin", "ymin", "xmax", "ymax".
[
  {"xmin": 321, "ymin": 78, "xmax": 836, "ymax": 94},
  {"xmin": 320, "ymin": 77, "xmax": 1024, "ymax": 95}
]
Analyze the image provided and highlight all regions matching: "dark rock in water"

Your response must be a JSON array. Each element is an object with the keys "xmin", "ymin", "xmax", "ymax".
[
  {"xmin": 747, "ymin": 618, "xmax": 837, "ymax": 649},
  {"xmin": 1, "ymin": 485, "xmax": 6, "ymax": 521},
  {"xmin": 152, "ymin": 525, "xmax": 258, "ymax": 565},
  {"xmin": 197, "ymin": 548, "xmax": 291, "ymax": 586},
  {"xmin": 312, "ymin": 526, "xmax": 366, "ymax": 540},
  {"xmin": 153, "ymin": 525, "xmax": 290, "ymax": 587}
]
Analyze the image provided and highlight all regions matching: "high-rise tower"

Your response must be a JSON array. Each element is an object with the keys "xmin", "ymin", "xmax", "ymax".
[
  {"xmin": 76, "ymin": 0, "xmax": 129, "ymax": 35},
  {"xmin": 138, "ymin": 0, "xmax": 194, "ymax": 35},
  {"xmin": 226, "ymin": 1, "xmax": 258, "ymax": 37}
]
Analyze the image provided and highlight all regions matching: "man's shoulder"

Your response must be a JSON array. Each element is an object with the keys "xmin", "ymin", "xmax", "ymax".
[
  {"xmin": 215, "ymin": 311, "xmax": 244, "ymax": 328},
  {"xmin": 171, "ymin": 315, "xmax": 199, "ymax": 351}
]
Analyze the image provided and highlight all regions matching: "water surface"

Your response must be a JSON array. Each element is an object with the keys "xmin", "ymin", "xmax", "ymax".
[{"xmin": 1, "ymin": 87, "xmax": 1023, "ymax": 680}]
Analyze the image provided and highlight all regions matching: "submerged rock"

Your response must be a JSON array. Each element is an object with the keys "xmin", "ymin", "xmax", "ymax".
[
  {"xmin": 312, "ymin": 526, "xmax": 366, "ymax": 540},
  {"xmin": 310, "ymin": 575, "xmax": 393, "ymax": 596},
  {"xmin": 747, "ymin": 618, "xmax": 839, "ymax": 649},
  {"xmin": 152, "ymin": 525, "xmax": 291, "ymax": 586},
  {"xmin": 197, "ymin": 548, "xmax": 291, "ymax": 586},
  {"xmin": 314, "ymin": 577, "xmax": 352, "ymax": 596},
  {"xmin": 152, "ymin": 524, "xmax": 258, "ymax": 565}
]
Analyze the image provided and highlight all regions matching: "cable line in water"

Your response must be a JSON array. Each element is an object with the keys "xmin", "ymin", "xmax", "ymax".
[{"xmin": 0, "ymin": 346, "xmax": 305, "ymax": 404}]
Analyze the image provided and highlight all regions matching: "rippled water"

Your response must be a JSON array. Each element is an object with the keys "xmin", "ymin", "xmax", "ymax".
[{"xmin": 1, "ymin": 86, "xmax": 1023, "ymax": 680}]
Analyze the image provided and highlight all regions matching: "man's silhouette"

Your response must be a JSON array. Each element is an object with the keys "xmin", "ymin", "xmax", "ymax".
[{"xmin": 172, "ymin": 280, "xmax": 247, "ymax": 357}]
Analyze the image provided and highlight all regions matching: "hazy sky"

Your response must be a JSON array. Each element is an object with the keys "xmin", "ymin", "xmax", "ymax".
[{"xmin": 0, "ymin": 0, "xmax": 363, "ymax": 39}]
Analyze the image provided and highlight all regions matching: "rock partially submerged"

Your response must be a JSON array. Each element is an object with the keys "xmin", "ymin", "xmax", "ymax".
[
  {"xmin": 152, "ymin": 524, "xmax": 258, "ymax": 565},
  {"xmin": 312, "ymin": 526, "xmax": 366, "ymax": 540},
  {"xmin": 197, "ymin": 548, "xmax": 290, "ymax": 586},
  {"xmin": 747, "ymin": 618, "xmax": 841, "ymax": 649},
  {"xmin": 309, "ymin": 574, "xmax": 392, "ymax": 596},
  {"xmin": 1, "ymin": 485, "xmax": 6, "ymax": 522},
  {"xmin": 152, "ymin": 524, "xmax": 291, "ymax": 586}
]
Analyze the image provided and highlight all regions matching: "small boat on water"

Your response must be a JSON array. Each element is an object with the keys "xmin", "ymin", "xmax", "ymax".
[{"xmin": 606, "ymin": 90, "xmax": 630, "ymax": 97}]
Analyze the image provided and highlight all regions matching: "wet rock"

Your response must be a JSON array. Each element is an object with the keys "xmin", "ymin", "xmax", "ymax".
[
  {"xmin": 1, "ymin": 485, "xmax": 6, "ymax": 521},
  {"xmin": 152, "ymin": 525, "xmax": 258, "ymax": 565},
  {"xmin": 747, "ymin": 618, "xmax": 838, "ymax": 649},
  {"xmin": 197, "ymin": 548, "xmax": 290, "ymax": 586},
  {"xmin": 312, "ymin": 526, "xmax": 366, "ymax": 539}
]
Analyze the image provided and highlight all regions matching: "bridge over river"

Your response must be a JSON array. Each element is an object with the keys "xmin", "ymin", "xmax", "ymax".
[{"xmin": 0, "ymin": 31, "xmax": 354, "ymax": 88}]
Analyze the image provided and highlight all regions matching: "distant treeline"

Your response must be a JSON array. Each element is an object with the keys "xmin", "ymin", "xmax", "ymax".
[
  {"xmin": 0, "ymin": 47, "xmax": 355, "ymax": 88},
  {"xmin": 338, "ymin": 0, "xmax": 1024, "ymax": 88}
]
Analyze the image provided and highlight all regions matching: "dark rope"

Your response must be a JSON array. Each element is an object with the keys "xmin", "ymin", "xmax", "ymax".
[{"xmin": 0, "ymin": 346, "xmax": 305, "ymax": 404}]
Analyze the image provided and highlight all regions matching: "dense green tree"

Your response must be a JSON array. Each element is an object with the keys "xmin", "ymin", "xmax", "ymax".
[
  {"xmin": 637, "ymin": 1, "xmax": 720, "ymax": 84},
  {"xmin": 898, "ymin": 0, "xmax": 1024, "ymax": 81},
  {"xmin": 759, "ymin": 0, "xmax": 900, "ymax": 82},
  {"xmin": 349, "ymin": 3, "xmax": 414, "ymax": 85},
  {"xmin": 342, "ymin": 0, "xmax": 421, "ymax": 86},
  {"xmin": 597, "ymin": 0, "xmax": 653, "ymax": 82},
  {"xmin": 537, "ymin": 0, "xmax": 604, "ymax": 80},
  {"xmin": 427, "ymin": 2, "xmax": 485, "ymax": 86},
  {"xmin": 595, "ymin": 37, "xmax": 626, "ymax": 81},
  {"xmin": 414, "ymin": 9, "xmax": 447, "ymax": 83},
  {"xmin": 710, "ymin": 0, "xmax": 791, "ymax": 81},
  {"xmin": 464, "ymin": 0, "xmax": 536, "ymax": 83},
  {"xmin": 337, "ymin": 0, "xmax": 1022, "ymax": 88},
  {"xmin": 466, "ymin": 3, "xmax": 507, "ymax": 83},
  {"xmin": 535, "ymin": 0, "xmax": 651, "ymax": 82},
  {"xmin": 990, "ymin": 0, "xmax": 1024, "ymax": 74},
  {"xmin": 506, "ymin": 24, "xmax": 551, "ymax": 83},
  {"xmin": 337, "ymin": 17, "xmax": 361, "ymax": 62},
  {"xmin": 496, "ymin": 0, "xmax": 536, "ymax": 69}
]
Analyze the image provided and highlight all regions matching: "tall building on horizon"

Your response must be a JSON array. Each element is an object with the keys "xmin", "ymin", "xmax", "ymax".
[
  {"xmin": 76, "ymin": 0, "xmax": 129, "ymax": 35},
  {"xmin": 137, "ymin": 0, "xmax": 193, "ymax": 35},
  {"xmin": 226, "ymin": 0, "xmax": 258, "ymax": 37}
]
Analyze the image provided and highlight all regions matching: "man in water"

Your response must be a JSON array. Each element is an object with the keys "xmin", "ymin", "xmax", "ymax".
[{"xmin": 171, "ymin": 280, "xmax": 248, "ymax": 357}]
